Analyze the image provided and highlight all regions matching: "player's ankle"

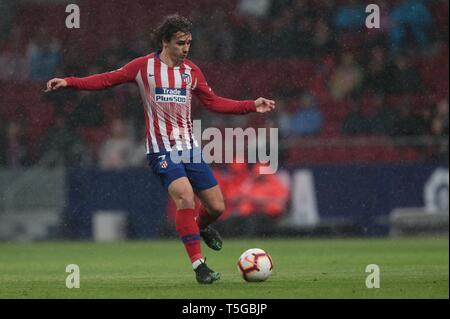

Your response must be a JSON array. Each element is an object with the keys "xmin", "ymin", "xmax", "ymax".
[{"xmin": 192, "ymin": 258, "xmax": 204, "ymax": 270}]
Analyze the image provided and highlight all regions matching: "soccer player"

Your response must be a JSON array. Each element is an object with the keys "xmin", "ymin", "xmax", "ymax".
[{"xmin": 45, "ymin": 14, "xmax": 275, "ymax": 284}]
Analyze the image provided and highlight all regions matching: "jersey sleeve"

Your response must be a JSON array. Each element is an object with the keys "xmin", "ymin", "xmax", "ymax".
[
  {"xmin": 64, "ymin": 56, "xmax": 144, "ymax": 90},
  {"xmin": 191, "ymin": 64, "xmax": 256, "ymax": 114}
]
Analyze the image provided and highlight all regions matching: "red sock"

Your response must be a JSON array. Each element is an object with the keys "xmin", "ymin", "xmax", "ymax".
[
  {"xmin": 196, "ymin": 205, "xmax": 219, "ymax": 230},
  {"xmin": 176, "ymin": 208, "xmax": 203, "ymax": 263}
]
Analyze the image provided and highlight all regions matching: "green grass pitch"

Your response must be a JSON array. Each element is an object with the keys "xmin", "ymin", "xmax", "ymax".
[{"xmin": 0, "ymin": 237, "xmax": 448, "ymax": 298}]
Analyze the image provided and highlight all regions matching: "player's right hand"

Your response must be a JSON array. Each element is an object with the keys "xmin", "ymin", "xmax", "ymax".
[{"xmin": 44, "ymin": 78, "xmax": 67, "ymax": 92}]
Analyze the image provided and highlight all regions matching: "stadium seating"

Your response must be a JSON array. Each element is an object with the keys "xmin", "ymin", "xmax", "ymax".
[{"xmin": 1, "ymin": 0, "xmax": 447, "ymax": 166}]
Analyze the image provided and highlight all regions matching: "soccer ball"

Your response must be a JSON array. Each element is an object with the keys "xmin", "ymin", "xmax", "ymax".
[{"xmin": 237, "ymin": 248, "xmax": 273, "ymax": 282}]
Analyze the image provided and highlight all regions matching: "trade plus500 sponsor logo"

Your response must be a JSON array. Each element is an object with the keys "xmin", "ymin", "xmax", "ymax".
[{"xmin": 155, "ymin": 87, "xmax": 187, "ymax": 103}]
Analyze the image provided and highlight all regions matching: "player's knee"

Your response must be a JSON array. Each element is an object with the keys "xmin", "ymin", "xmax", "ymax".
[
  {"xmin": 209, "ymin": 200, "xmax": 225, "ymax": 217},
  {"xmin": 175, "ymin": 192, "xmax": 195, "ymax": 209}
]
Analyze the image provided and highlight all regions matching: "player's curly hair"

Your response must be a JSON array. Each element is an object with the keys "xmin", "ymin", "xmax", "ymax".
[{"xmin": 153, "ymin": 14, "xmax": 193, "ymax": 48}]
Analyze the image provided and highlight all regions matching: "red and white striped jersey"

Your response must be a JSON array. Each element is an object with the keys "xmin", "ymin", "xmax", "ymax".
[{"xmin": 65, "ymin": 52, "xmax": 256, "ymax": 154}]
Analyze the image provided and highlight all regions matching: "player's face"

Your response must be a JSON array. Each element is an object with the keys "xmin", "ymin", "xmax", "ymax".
[{"xmin": 165, "ymin": 32, "xmax": 192, "ymax": 64}]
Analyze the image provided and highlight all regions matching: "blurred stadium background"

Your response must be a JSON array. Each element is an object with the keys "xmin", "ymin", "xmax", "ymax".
[
  {"xmin": 0, "ymin": 0, "xmax": 447, "ymax": 241},
  {"xmin": 0, "ymin": 0, "xmax": 448, "ymax": 299}
]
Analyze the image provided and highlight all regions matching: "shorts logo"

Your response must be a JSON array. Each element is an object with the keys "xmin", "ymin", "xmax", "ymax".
[
  {"xmin": 155, "ymin": 87, "xmax": 187, "ymax": 104},
  {"xmin": 160, "ymin": 159, "xmax": 168, "ymax": 169}
]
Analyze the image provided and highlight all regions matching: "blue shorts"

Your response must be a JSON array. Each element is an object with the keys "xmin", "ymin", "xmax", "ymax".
[{"xmin": 147, "ymin": 147, "xmax": 218, "ymax": 192}]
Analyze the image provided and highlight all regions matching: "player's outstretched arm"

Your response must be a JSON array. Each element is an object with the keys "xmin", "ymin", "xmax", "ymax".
[
  {"xmin": 44, "ymin": 78, "xmax": 67, "ymax": 92},
  {"xmin": 255, "ymin": 97, "xmax": 276, "ymax": 113},
  {"xmin": 44, "ymin": 56, "xmax": 146, "ymax": 92}
]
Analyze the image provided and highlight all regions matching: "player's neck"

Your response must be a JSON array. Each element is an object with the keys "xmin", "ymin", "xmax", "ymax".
[{"xmin": 159, "ymin": 50, "xmax": 179, "ymax": 68}]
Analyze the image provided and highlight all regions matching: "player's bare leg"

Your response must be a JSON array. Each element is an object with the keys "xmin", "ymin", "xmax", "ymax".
[
  {"xmin": 195, "ymin": 185, "xmax": 225, "ymax": 251},
  {"xmin": 168, "ymin": 177, "xmax": 220, "ymax": 284},
  {"xmin": 168, "ymin": 177, "xmax": 196, "ymax": 210}
]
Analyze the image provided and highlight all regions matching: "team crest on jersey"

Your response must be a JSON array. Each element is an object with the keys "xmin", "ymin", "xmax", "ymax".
[{"xmin": 181, "ymin": 73, "xmax": 191, "ymax": 85}]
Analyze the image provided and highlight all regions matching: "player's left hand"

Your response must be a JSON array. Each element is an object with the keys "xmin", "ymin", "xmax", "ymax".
[{"xmin": 255, "ymin": 97, "xmax": 275, "ymax": 113}]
